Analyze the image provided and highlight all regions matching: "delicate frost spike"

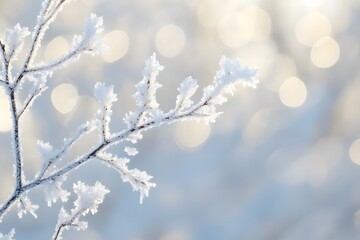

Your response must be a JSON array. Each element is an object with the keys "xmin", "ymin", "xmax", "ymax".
[
  {"xmin": 53, "ymin": 182, "xmax": 109, "ymax": 240},
  {"xmin": 53, "ymin": 207, "xmax": 87, "ymax": 240},
  {"xmin": 4, "ymin": 23, "xmax": 30, "ymax": 60},
  {"xmin": 60, "ymin": 121, "xmax": 97, "ymax": 152},
  {"xmin": 16, "ymin": 196, "xmax": 39, "ymax": 219},
  {"xmin": 126, "ymin": 169, "xmax": 156, "ymax": 204},
  {"xmin": 75, "ymin": 13, "xmax": 105, "ymax": 54},
  {"xmin": 36, "ymin": 121, "xmax": 95, "ymax": 181},
  {"xmin": 44, "ymin": 175, "xmax": 70, "ymax": 207},
  {"xmin": 18, "ymin": 73, "xmax": 49, "ymax": 117},
  {"xmin": 215, "ymin": 56, "xmax": 259, "ymax": 91},
  {"xmin": 94, "ymin": 82, "xmax": 117, "ymax": 139},
  {"xmin": 37, "ymin": 140, "xmax": 56, "ymax": 177},
  {"xmin": 37, "ymin": 140, "xmax": 55, "ymax": 159},
  {"xmin": 94, "ymin": 82, "xmax": 118, "ymax": 107},
  {"xmin": 188, "ymin": 57, "xmax": 259, "ymax": 123},
  {"xmin": 124, "ymin": 53, "xmax": 164, "ymax": 128},
  {"xmin": 0, "ymin": 229, "xmax": 15, "ymax": 240},
  {"xmin": 84, "ymin": 13, "xmax": 104, "ymax": 42},
  {"xmin": 73, "ymin": 181, "xmax": 109, "ymax": 215},
  {"xmin": 124, "ymin": 146, "xmax": 138, "ymax": 156},
  {"xmin": 134, "ymin": 53, "xmax": 164, "ymax": 108},
  {"xmin": 96, "ymin": 153, "xmax": 156, "ymax": 204},
  {"xmin": 143, "ymin": 53, "xmax": 164, "ymax": 80},
  {"xmin": 175, "ymin": 76, "xmax": 199, "ymax": 111},
  {"xmin": 57, "ymin": 207, "xmax": 70, "ymax": 227}
]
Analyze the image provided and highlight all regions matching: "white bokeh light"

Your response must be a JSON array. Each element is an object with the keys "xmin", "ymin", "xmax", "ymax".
[
  {"xmin": 311, "ymin": 37, "xmax": 340, "ymax": 68},
  {"xmin": 279, "ymin": 77, "xmax": 307, "ymax": 108},
  {"xmin": 197, "ymin": 0, "xmax": 225, "ymax": 28},
  {"xmin": 218, "ymin": 6, "xmax": 271, "ymax": 48},
  {"xmin": 174, "ymin": 121, "xmax": 211, "ymax": 151},
  {"xmin": 156, "ymin": 24, "xmax": 186, "ymax": 57},
  {"xmin": 44, "ymin": 36, "xmax": 70, "ymax": 62},
  {"xmin": 349, "ymin": 138, "xmax": 360, "ymax": 165},
  {"xmin": 51, "ymin": 83, "xmax": 79, "ymax": 114},
  {"xmin": 0, "ymin": 88, "xmax": 11, "ymax": 132},
  {"xmin": 295, "ymin": 11, "xmax": 332, "ymax": 47},
  {"xmin": 101, "ymin": 30, "xmax": 129, "ymax": 63}
]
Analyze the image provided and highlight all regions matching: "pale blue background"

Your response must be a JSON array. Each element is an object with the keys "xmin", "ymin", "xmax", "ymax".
[{"xmin": 1, "ymin": 0, "xmax": 360, "ymax": 239}]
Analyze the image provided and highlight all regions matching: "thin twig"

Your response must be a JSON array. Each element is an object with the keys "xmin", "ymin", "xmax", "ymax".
[
  {"xmin": 36, "ymin": 123, "xmax": 92, "ymax": 181},
  {"xmin": 25, "ymin": 48, "xmax": 81, "ymax": 74},
  {"xmin": 17, "ymin": 86, "xmax": 46, "ymax": 119},
  {"xmin": 14, "ymin": 0, "xmax": 65, "ymax": 87},
  {"xmin": 9, "ymin": 90, "xmax": 23, "ymax": 189},
  {"xmin": 52, "ymin": 208, "xmax": 86, "ymax": 240}
]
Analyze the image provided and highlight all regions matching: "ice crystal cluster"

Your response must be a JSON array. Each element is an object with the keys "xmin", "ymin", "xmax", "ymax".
[{"xmin": 0, "ymin": 0, "xmax": 258, "ymax": 239}]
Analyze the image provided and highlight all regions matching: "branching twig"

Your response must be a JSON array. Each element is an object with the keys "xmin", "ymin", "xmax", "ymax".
[
  {"xmin": 0, "ymin": 1, "xmax": 258, "ymax": 239},
  {"xmin": 52, "ymin": 181, "xmax": 109, "ymax": 240},
  {"xmin": 25, "ymin": 48, "xmax": 84, "ymax": 74},
  {"xmin": 36, "ymin": 122, "xmax": 94, "ymax": 181},
  {"xmin": 14, "ymin": 0, "xmax": 67, "ymax": 87}
]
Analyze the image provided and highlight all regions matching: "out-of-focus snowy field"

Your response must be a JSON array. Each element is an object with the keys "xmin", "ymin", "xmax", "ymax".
[{"xmin": 1, "ymin": 0, "xmax": 360, "ymax": 239}]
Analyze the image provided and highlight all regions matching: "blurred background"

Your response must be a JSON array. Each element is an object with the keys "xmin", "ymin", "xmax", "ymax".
[{"xmin": 1, "ymin": 0, "xmax": 360, "ymax": 239}]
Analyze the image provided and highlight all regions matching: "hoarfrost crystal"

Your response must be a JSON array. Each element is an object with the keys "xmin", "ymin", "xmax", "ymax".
[
  {"xmin": 0, "ymin": 229, "xmax": 15, "ymax": 240},
  {"xmin": 4, "ymin": 24, "xmax": 30, "ymax": 61},
  {"xmin": 16, "ymin": 196, "xmax": 39, "ymax": 219}
]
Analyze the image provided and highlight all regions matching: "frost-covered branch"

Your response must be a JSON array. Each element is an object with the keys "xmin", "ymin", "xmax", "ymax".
[
  {"xmin": 16, "ymin": 54, "xmax": 258, "ymax": 206},
  {"xmin": 0, "ymin": 0, "xmax": 258, "ymax": 239}
]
